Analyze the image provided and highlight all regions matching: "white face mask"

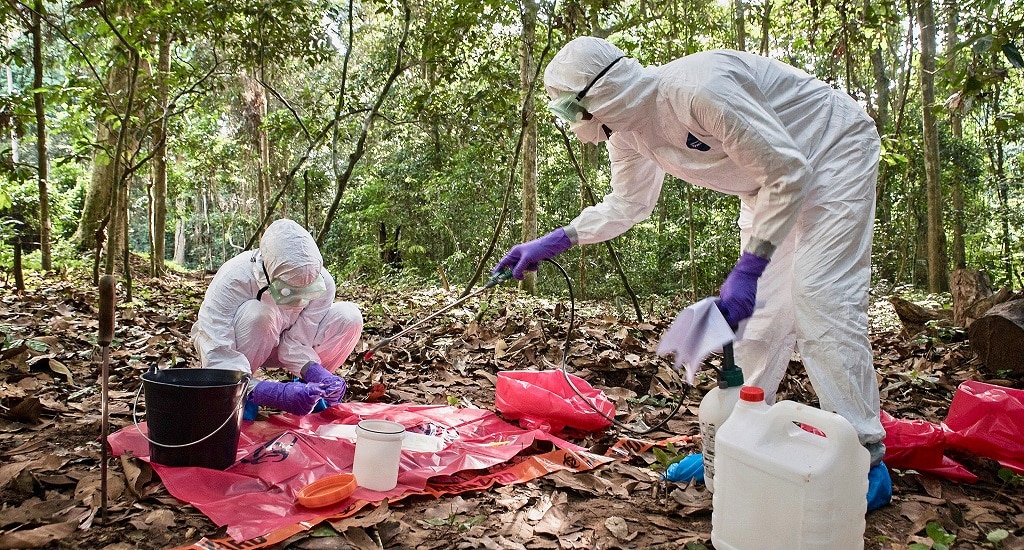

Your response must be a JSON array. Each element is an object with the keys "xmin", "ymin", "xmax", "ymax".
[{"xmin": 569, "ymin": 119, "xmax": 609, "ymax": 144}]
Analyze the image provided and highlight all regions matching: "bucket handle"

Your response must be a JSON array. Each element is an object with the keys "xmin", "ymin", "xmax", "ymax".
[{"xmin": 132, "ymin": 374, "xmax": 250, "ymax": 449}]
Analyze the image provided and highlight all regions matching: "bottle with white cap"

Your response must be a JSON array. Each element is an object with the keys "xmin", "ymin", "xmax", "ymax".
[{"xmin": 697, "ymin": 342, "xmax": 743, "ymax": 493}]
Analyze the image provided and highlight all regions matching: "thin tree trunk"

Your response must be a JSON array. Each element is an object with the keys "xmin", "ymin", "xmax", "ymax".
[
  {"xmin": 986, "ymin": 83, "xmax": 1014, "ymax": 286},
  {"xmin": 173, "ymin": 215, "xmax": 186, "ymax": 265},
  {"xmin": 318, "ymin": 2, "xmax": 411, "ymax": 246},
  {"xmin": 758, "ymin": 0, "xmax": 772, "ymax": 56},
  {"xmin": 31, "ymin": 0, "xmax": 51, "ymax": 270},
  {"xmin": 917, "ymin": 0, "xmax": 946, "ymax": 292},
  {"xmin": 520, "ymin": 0, "xmax": 539, "ymax": 294},
  {"xmin": 945, "ymin": 8, "xmax": 966, "ymax": 270},
  {"xmin": 150, "ymin": 30, "xmax": 171, "ymax": 277},
  {"xmin": 734, "ymin": 0, "xmax": 747, "ymax": 51}
]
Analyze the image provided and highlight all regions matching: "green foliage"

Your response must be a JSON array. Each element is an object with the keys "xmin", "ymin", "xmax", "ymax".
[
  {"xmin": 909, "ymin": 522, "xmax": 957, "ymax": 550},
  {"xmin": 997, "ymin": 467, "xmax": 1024, "ymax": 488},
  {"xmin": 650, "ymin": 442, "xmax": 687, "ymax": 473},
  {"xmin": 1, "ymin": 0, "xmax": 1021, "ymax": 301}
]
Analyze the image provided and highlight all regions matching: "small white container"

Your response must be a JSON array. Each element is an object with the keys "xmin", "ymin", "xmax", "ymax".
[
  {"xmin": 712, "ymin": 386, "xmax": 869, "ymax": 550},
  {"xmin": 698, "ymin": 383, "xmax": 741, "ymax": 493},
  {"xmin": 352, "ymin": 420, "xmax": 406, "ymax": 492}
]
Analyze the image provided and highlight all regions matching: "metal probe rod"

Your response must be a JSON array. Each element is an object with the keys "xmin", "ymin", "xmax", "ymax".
[{"xmin": 97, "ymin": 275, "xmax": 116, "ymax": 523}]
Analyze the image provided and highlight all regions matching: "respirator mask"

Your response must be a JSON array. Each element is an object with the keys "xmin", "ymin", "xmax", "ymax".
[{"xmin": 546, "ymin": 55, "xmax": 624, "ymax": 142}]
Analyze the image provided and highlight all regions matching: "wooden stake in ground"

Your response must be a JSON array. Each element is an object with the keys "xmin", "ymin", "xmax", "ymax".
[{"xmin": 97, "ymin": 275, "xmax": 116, "ymax": 523}]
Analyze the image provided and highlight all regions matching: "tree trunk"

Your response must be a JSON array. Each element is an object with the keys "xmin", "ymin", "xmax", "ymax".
[
  {"xmin": 950, "ymin": 268, "xmax": 991, "ymax": 327},
  {"xmin": 733, "ymin": 0, "xmax": 747, "ymax": 51},
  {"xmin": 888, "ymin": 295, "xmax": 952, "ymax": 338},
  {"xmin": 520, "ymin": 0, "xmax": 538, "ymax": 294},
  {"xmin": 968, "ymin": 299, "xmax": 1024, "ymax": 375},
  {"xmin": 757, "ymin": 0, "xmax": 772, "ymax": 56},
  {"xmin": 917, "ymin": 0, "xmax": 947, "ymax": 292},
  {"xmin": 945, "ymin": 8, "xmax": 966, "ymax": 270},
  {"xmin": 150, "ymin": 31, "xmax": 171, "ymax": 277},
  {"xmin": 31, "ymin": 0, "xmax": 51, "ymax": 271},
  {"xmin": 241, "ymin": 72, "xmax": 270, "ymax": 221},
  {"xmin": 985, "ymin": 81, "xmax": 1015, "ymax": 287},
  {"xmin": 173, "ymin": 216, "xmax": 186, "ymax": 265}
]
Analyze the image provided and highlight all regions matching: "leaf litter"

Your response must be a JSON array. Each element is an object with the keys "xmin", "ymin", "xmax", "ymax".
[{"xmin": 1, "ymin": 271, "xmax": 1023, "ymax": 549}]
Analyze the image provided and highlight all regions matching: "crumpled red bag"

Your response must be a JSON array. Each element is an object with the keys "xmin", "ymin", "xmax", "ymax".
[
  {"xmin": 943, "ymin": 380, "xmax": 1024, "ymax": 474},
  {"xmin": 880, "ymin": 411, "xmax": 977, "ymax": 483},
  {"xmin": 495, "ymin": 370, "xmax": 614, "ymax": 433}
]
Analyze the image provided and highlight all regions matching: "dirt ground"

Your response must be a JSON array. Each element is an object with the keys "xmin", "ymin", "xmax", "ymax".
[{"xmin": 1, "ymin": 270, "xmax": 1023, "ymax": 549}]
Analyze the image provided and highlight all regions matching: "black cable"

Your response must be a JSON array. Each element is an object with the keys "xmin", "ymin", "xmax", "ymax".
[{"xmin": 543, "ymin": 258, "xmax": 689, "ymax": 435}]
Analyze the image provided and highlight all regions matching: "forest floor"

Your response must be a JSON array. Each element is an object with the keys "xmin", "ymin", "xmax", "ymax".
[{"xmin": 1, "ymin": 267, "xmax": 1023, "ymax": 550}]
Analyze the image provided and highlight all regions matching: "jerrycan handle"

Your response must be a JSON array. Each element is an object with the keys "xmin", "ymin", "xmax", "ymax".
[{"xmin": 766, "ymin": 401, "xmax": 866, "ymax": 464}]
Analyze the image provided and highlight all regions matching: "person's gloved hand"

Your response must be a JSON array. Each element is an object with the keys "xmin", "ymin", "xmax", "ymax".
[
  {"xmin": 493, "ymin": 228, "xmax": 572, "ymax": 280},
  {"xmin": 716, "ymin": 252, "xmax": 770, "ymax": 328},
  {"xmin": 248, "ymin": 380, "xmax": 327, "ymax": 416},
  {"xmin": 302, "ymin": 361, "xmax": 347, "ymax": 405}
]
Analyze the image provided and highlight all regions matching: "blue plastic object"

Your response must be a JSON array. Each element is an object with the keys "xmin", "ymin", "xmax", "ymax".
[
  {"xmin": 664, "ymin": 453, "xmax": 705, "ymax": 483},
  {"xmin": 242, "ymin": 399, "xmax": 259, "ymax": 421},
  {"xmin": 867, "ymin": 462, "xmax": 892, "ymax": 512}
]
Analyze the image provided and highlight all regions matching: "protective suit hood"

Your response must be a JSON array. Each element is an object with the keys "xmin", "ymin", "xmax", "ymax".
[
  {"xmin": 543, "ymin": 37, "xmax": 659, "ymax": 132},
  {"xmin": 259, "ymin": 219, "xmax": 323, "ymax": 287}
]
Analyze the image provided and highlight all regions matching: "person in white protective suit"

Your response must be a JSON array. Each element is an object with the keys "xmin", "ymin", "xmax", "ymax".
[
  {"xmin": 492, "ymin": 37, "xmax": 891, "ymax": 510},
  {"xmin": 191, "ymin": 219, "xmax": 363, "ymax": 419}
]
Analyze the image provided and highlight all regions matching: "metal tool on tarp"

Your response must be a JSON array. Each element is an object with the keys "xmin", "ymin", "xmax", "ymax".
[
  {"xmin": 97, "ymin": 275, "xmax": 116, "ymax": 523},
  {"xmin": 362, "ymin": 268, "xmax": 513, "ymax": 360}
]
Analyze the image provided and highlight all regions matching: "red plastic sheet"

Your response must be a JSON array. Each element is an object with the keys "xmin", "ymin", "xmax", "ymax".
[
  {"xmin": 943, "ymin": 380, "xmax": 1024, "ymax": 474},
  {"xmin": 108, "ymin": 403, "xmax": 612, "ymax": 546},
  {"xmin": 495, "ymin": 370, "xmax": 615, "ymax": 433}
]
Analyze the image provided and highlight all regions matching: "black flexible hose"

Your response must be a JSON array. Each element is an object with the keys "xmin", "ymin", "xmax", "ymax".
[{"xmin": 543, "ymin": 258, "xmax": 689, "ymax": 435}]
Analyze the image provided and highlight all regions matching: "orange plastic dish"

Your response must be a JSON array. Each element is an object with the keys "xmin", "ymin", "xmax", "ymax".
[{"xmin": 296, "ymin": 473, "xmax": 357, "ymax": 508}]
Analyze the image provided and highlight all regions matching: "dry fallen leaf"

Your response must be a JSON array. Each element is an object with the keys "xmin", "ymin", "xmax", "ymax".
[{"xmin": 0, "ymin": 520, "xmax": 78, "ymax": 549}]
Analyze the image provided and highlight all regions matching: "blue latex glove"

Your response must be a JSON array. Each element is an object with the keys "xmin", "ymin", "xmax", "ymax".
[
  {"xmin": 494, "ymin": 228, "xmax": 573, "ymax": 280},
  {"xmin": 302, "ymin": 362, "xmax": 347, "ymax": 405},
  {"xmin": 717, "ymin": 252, "xmax": 770, "ymax": 328},
  {"xmin": 664, "ymin": 453, "xmax": 705, "ymax": 483},
  {"xmin": 248, "ymin": 380, "xmax": 327, "ymax": 416},
  {"xmin": 867, "ymin": 462, "xmax": 892, "ymax": 512}
]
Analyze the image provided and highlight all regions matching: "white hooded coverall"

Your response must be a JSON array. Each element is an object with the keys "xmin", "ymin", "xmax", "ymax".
[
  {"xmin": 190, "ymin": 219, "xmax": 363, "ymax": 377},
  {"xmin": 546, "ymin": 37, "xmax": 884, "ymax": 448}
]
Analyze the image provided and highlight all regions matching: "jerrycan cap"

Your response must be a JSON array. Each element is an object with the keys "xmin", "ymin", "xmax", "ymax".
[{"xmin": 739, "ymin": 386, "xmax": 765, "ymax": 402}]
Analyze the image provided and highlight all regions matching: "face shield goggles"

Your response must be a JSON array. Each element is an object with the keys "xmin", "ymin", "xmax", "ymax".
[
  {"xmin": 258, "ymin": 262, "xmax": 328, "ymax": 306},
  {"xmin": 546, "ymin": 55, "xmax": 625, "ymax": 125}
]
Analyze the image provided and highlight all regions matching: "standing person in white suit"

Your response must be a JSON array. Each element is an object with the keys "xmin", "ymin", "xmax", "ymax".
[
  {"xmin": 191, "ymin": 219, "xmax": 363, "ymax": 419},
  {"xmin": 493, "ymin": 36, "xmax": 890, "ymax": 509}
]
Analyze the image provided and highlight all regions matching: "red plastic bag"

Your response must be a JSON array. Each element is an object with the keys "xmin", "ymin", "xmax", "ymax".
[
  {"xmin": 495, "ymin": 370, "xmax": 615, "ymax": 433},
  {"xmin": 880, "ymin": 411, "xmax": 978, "ymax": 483},
  {"xmin": 880, "ymin": 411, "xmax": 946, "ymax": 470},
  {"xmin": 943, "ymin": 380, "xmax": 1024, "ymax": 474}
]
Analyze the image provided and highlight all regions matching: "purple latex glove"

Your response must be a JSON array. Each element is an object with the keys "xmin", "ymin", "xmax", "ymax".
[
  {"xmin": 302, "ymin": 361, "xmax": 347, "ymax": 405},
  {"xmin": 248, "ymin": 380, "xmax": 327, "ymax": 415},
  {"xmin": 716, "ymin": 252, "xmax": 770, "ymax": 328},
  {"xmin": 494, "ymin": 228, "xmax": 572, "ymax": 280}
]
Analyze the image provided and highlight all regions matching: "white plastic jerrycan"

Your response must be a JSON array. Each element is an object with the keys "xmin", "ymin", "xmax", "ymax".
[{"xmin": 711, "ymin": 386, "xmax": 869, "ymax": 550}]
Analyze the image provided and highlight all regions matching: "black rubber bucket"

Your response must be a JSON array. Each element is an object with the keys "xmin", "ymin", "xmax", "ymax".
[{"xmin": 139, "ymin": 368, "xmax": 248, "ymax": 470}]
